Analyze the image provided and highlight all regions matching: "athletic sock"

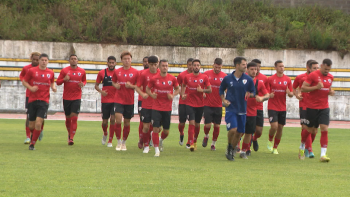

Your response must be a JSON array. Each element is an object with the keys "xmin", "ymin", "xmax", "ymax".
[
  {"xmin": 108, "ymin": 124, "xmax": 115, "ymax": 143},
  {"xmin": 69, "ymin": 116, "xmax": 78, "ymax": 140},
  {"xmin": 138, "ymin": 122, "xmax": 143, "ymax": 140},
  {"xmin": 178, "ymin": 124, "xmax": 185, "ymax": 136},
  {"xmin": 211, "ymin": 140, "xmax": 216, "ymax": 146},
  {"xmin": 268, "ymin": 134, "xmax": 274, "ymax": 142},
  {"xmin": 149, "ymin": 124, "xmax": 153, "ymax": 140},
  {"xmin": 242, "ymin": 142, "xmax": 249, "ymax": 152},
  {"xmin": 253, "ymin": 132, "xmax": 261, "ymax": 141},
  {"xmin": 152, "ymin": 132, "xmax": 160, "ymax": 147},
  {"xmin": 188, "ymin": 125, "xmax": 195, "ymax": 145},
  {"xmin": 161, "ymin": 131, "xmax": 168, "ymax": 140},
  {"xmin": 301, "ymin": 129, "xmax": 310, "ymax": 143},
  {"xmin": 122, "ymin": 125, "xmax": 130, "ymax": 141},
  {"xmin": 213, "ymin": 126, "xmax": 219, "ymax": 141},
  {"xmin": 273, "ymin": 138, "xmax": 280, "ymax": 149},
  {"xmin": 102, "ymin": 124, "xmax": 108, "ymax": 136},
  {"xmin": 311, "ymin": 133, "xmax": 316, "ymax": 143},
  {"xmin": 65, "ymin": 117, "xmax": 72, "ymax": 134},
  {"xmin": 143, "ymin": 131, "xmax": 150, "ymax": 147},
  {"xmin": 30, "ymin": 129, "xmax": 41, "ymax": 145},
  {"xmin": 320, "ymin": 131, "xmax": 328, "ymax": 156},
  {"xmin": 194, "ymin": 126, "xmax": 200, "ymax": 143},
  {"xmin": 305, "ymin": 133, "xmax": 312, "ymax": 152},
  {"xmin": 25, "ymin": 126, "xmax": 31, "ymax": 138},
  {"xmin": 115, "ymin": 123, "xmax": 121, "ymax": 140},
  {"xmin": 204, "ymin": 126, "xmax": 210, "ymax": 135}
]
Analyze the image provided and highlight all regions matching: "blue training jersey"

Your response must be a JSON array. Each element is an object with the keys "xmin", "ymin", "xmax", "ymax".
[{"xmin": 219, "ymin": 71, "xmax": 255, "ymax": 114}]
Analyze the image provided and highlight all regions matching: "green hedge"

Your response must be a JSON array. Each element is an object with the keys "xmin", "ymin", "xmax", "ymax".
[{"xmin": 1, "ymin": 0, "xmax": 349, "ymax": 56}]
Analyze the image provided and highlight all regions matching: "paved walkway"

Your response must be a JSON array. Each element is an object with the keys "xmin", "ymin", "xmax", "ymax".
[{"xmin": 0, "ymin": 112, "xmax": 349, "ymax": 129}]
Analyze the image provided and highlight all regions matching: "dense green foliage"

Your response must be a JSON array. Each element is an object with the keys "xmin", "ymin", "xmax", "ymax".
[{"xmin": 1, "ymin": 0, "xmax": 350, "ymax": 55}]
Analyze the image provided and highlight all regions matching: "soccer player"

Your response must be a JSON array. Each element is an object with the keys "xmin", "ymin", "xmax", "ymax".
[
  {"xmin": 56, "ymin": 54, "xmax": 87, "ymax": 145},
  {"xmin": 182, "ymin": 59, "xmax": 211, "ymax": 151},
  {"xmin": 147, "ymin": 60, "xmax": 180, "ymax": 156},
  {"xmin": 220, "ymin": 57, "xmax": 255, "ymax": 161},
  {"xmin": 137, "ymin": 56, "xmax": 149, "ymax": 148},
  {"xmin": 176, "ymin": 58, "xmax": 194, "ymax": 146},
  {"xmin": 242, "ymin": 62, "xmax": 270, "ymax": 158},
  {"xmin": 202, "ymin": 58, "xmax": 227, "ymax": 151},
  {"xmin": 135, "ymin": 56, "xmax": 160, "ymax": 153},
  {"xmin": 112, "ymin": 51, "xmax": 139, "ymax": 151},
  {"xmin": 22, "ymin": 53, "xmax": 56, "ymax": 150},
  {"xmin": 251, "ymin": 59, "xmax": 269, "ymax": 151},
  {"xmin": 300, "ymin": 59, "xmax": 334, "ymax": 162},
  {"xmin": 293, "ymin": 60, "xmax": 319, "ymax": 158},
  {"xmin": 20, "ymin": 52, "xmax": 43, "ymax": 144},
  {"xmin": 266, "ymin": 60, "xmax": 293, "ymax": 154},
  {"xmin": 95, "ymin": 56, "xmax": 117, "ymax": 147}
]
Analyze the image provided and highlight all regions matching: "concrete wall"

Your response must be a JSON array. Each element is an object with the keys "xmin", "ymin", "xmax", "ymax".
[{"xmin": 0, "ymin": 40, "xmax": 350, "ymax": 120}]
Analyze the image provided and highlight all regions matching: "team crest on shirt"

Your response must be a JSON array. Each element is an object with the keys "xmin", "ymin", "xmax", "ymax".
[
  {"xmin": 78, "ymin": 72, "xmax": 81, "ymax": 76},
  {"xmin": 168, "ymin": 81, "xmax": 172, "ymax": 85},
  {"xmin": 230, "ymin": 81, "xmax": 233, "ymax": 86},
  {"xmin": 242, "ymin": 79, "xmax": 247, "ymax": 85},
  {"xmin": 284, "ymin": 81, "xmax": 287, "ymax": 85},
  {"xmin": 47, "ymin": 74, "xmax": 51, "ymax": 78},
  {"xmin": 129, "ymin": 73, "xmax": 133, "ymax": 78},
  {"xmin": 199, "ymin": 79, "xmax": 203, "ymax": 83},
  {"xmin": 328, "ymin": 79, "xmax": 331, "ymax": 83},
  {"xmin": 220, "ymin": 78, "xmax": 223, "ymax": 81}
]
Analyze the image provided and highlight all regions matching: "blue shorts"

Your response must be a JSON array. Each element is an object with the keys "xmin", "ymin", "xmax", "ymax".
[{"xmin": 225, "ymin": 111, "xmax": 246, "ymax": 133}]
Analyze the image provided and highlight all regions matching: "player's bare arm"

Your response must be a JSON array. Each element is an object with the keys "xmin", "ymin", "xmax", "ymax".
[
  {"xmin": 181, "ymin": 84, "xmax": 187, "ymax": 100},
  {"xmin": 135, "ymin": 86, "xmax": 148, "ymax": 99},
  {"xmin": 22, "ymin": 80, "xmax": 38, "ymax": 93},
  {"xmin": 95, "ymin": 83, "xmax": 107, "ymax": 96},
  {"xmin": 146, "ymin": 86, "xmax": 157, "ymax": 99},
  {"xmin": 301, "ymin": 81, "xmax": 323, "ymax": 92},
  {"xmin": 220, "ymin": 94, "xmax": 230, "ymax": 107},
  {"xmin": 197, "ymin": 85, "xmax": 212, "ymax": 93},
  {"xmin": 293, "ymin": 88, "xmax": 303, "ymax": 100},
  {"xmin": 125, "ymin": 81, "xmax": 136, "ymax": 89},
  {"xmin": 286, "ymin": 87, "xmax": 294, "ymax": 98},
  {"xmin": 112, "ymin": 81, "xmax": 120, "ymax": 89},
  {"xmin": 51, "ymin": 82, "xmax": 57, "ymax": 92}
]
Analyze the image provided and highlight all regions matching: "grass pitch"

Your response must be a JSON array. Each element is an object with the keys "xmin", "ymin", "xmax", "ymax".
[{"xmin": 0, "ymin": 119, "xmax": 349, "ymax": 197}]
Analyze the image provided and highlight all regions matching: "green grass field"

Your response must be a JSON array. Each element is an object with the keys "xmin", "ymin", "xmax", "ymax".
[{"xmin": 0, "ymin": 119, "xmax": 349, "ymax": 197}]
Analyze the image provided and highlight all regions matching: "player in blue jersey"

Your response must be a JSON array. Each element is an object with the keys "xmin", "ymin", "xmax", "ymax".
[{"xmin": 219, "ymin": 57, "xmax": 255, "ymax": 161}]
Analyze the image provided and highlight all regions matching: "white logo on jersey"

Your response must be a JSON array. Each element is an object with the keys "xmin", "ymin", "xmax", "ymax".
[
  {"xmin": 328, "ymin": 79, "xmax": 331, "ymax": 83},
  {"xmin": 269, "ymin": 117, "xmax": 273, "ymax": 122},
  {"xmin": 194, "ymin": 80, "xmax": 197, "ymax": 83},
  {"xmin": 323, "ymin": 79, "xmax": 326, "ymax": 82},
  {"xmin": 73, "ymin": 73, "xmax": 76, "ymax": 75},
  {"xmin": 129, "ymin": 73, "xmax": 133, "ymax": 78},
  {"xmin": 226, "ymin": 123, "xmax": 231, "ymax": 129},
  {"xmin": 284, "ymin": 81, "xmax": 287, "ymax": 85},
  {"xmin": 242, "ymin": 79, "xmax": 247, "ymax": 85},
  {"xmin": 168, "ymin": 81, "xmax": 172, "ymax": 85},
  {"xmin": 230, "ymin": 81, "xmax": 233, "ymax": 86},
  {"xmin": 78, "ymin": 72, "xmax": 81, "ymax": 76},
  {"xmin": 220, "ymin": 78, "xmax": 223, "ymax": 81},
  {"xmin": 47, "ymin": 74, "xmax": 51, "ymax": 78},
  {"xmin": 199, "ymin": 79, "xmax": 203, "ymax": 83}
]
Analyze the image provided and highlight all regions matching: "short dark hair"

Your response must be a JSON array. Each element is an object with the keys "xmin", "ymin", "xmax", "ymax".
[
  {"xmin": 308, "ymin": 61, "xmax": 318, "ymax": 69},
  {"xmin": 192, "ymin": 59, "xmax": 201, "ymax": 65},
  {"xmin": 159, "ymin": 59, "xmax": 168, "ymax": 64},
  {"xmin": 306, "ymin": 59, "xmax": 315, "ymax": 67},
  {"xmin": 39, "ymin": 53, "xmax": 49, "ymax": 60},
  {"xmin": 143, "ymin": 56, "xmax": 149, "ymax": 61},
  {"xmin": 120, "ymin": 51, "xmax": 132, "ymax": 59},
  {"xmin": 274, "ymin": 60, "xmax": 283, "ymax": 67},
  {"xmin": 107, "ymin": 56, "xmax": 116, "ymax": 62},
  {"xmin": 251, "ymin": 59, "xmax": 261, "ymax": 64},
  {"xmin": 233, "ymin": 57, "xmax": 247, "ymax": 66},
  {"xmin": 247, "ymin": 62, "xmax": 257, "ymax": 69},
  {"xmin": 187, "ymin": 58, "xmax": 194, "ymax": 63},
  {"xmin": 69, "ymin": 54, "xmax": 77, "ymax": 59},
  {"xmin": 148, "ymin": 55, "xmax": 158, "ymax": 63},
  {"xmin": 214, "ymin": 58, "xmax": 223, "ymax": 65},
  {"xmin": 322, "ymin": 58, "xmax": 332, "ymax": 66}
]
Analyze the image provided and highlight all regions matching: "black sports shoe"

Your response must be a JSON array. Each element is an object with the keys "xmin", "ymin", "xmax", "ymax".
[
  {"xmin": 202, "ymin": 137, "xmax": 208, "ymax": 147},
  {"xmin": 179, "ymin": 135, "xmax": 184, "ymax": 146},
  {"xmin": 29, "ymin": 144, "xmax": 35, "ymax": 150},
  {"xmin": 225, "ymin": 144, "xmax": 234, "ymax": 161},
  {"xmin": 246, "ymin": 150, "xmax": 251, "ymax": 156},
  {"xmin": 253, "ymin": 140, "xmax": 259, "ymax": 151}
]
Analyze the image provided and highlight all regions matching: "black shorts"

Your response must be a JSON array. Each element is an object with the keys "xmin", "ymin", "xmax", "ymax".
[
  {"xmin": 245, "ymin": 116, "xmax": 256, "ymax": 134},
  {"xmin": 152, "ymin": 110, "xmax": 171, "ymax": 130},
  {"xmin": 306, "ymin": 108, "xmax": 330, "ymax": 128},
  {"xmin": 178, "ymin": 104, "xmax": 187, "ymax": 123},
  {"xmin": 186, "ymin": 105, "xmax": 204, "ymax": 123},
  {"xmin": 299, "ymin": 107, "xmax": 307, "ymax": 125},
  {"xmin": 101, "ymin": 103, "xmax": 115, "ymax": 120},
  {"xmin": 114, "ymin": 103, "xmax": 134, "ymax": 119},
  {"xmin": 203, "ymin": 106, "xmax": 222, "ymax": 124},
  {"xmin": 268, "ymin": 110, "xmax": 286, "ymax": 125},
  {"xmin": 27, "ymin": 100, "xmax": 49, "ymax": 121},
  {"xmin": 63, "ymin": 99, "xmax": 81, "ymax": 116},
  {"xmin": 25, "ymin": 97, "xmax": 29, "ymax": 109},
  {"xmin": 141, "ymin": 108, "xmax": 152, "ymax": 123},
  {"xmin": 256, "ymin": 110, "xmax": 264, "ymax": 127}
]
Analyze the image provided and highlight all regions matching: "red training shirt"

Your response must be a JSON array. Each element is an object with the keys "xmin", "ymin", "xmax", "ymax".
[
  {"xmin": 183, "ymin": 73, "xmax": 211, "ymax": 108},
  {"xmin": 203, "ymin": 69, "xmax": 227, "ymax": 107},
  {"xmin": 255, "ymin": 72, "xmax": 268, "ymax": 111},
  {"xmin": 24, "ymin": 66, "xmax": 55, "ymax": 104},
  {"xmin": 137, "ymin": 69, "xmax": 160, "ymax": 109},
  {"xmin": 177, "ymin": 70, "xmax": 192, "ymax": 105},
  {"xmin": 20, "ymin": 64, "xmax": 36, "ymax": 97},
  {"xmin": 304, "ymin": 70, "xmax": 333, "ymax": 109},
  {"xmin": 148, "ymin": 73, "xmax": 179, "ymax": 112},
  {"xmin": 266, "ymin": 74, "xmax": 293, "ymax": 111},
  {"xmin": 112, "ymin": 66, "xmax": 139, "ymax": 105},
  {"xmin": 247, "ymin": 79, "xmax": 268, "ymax": 116},
  {"xmin": 96, "ymin": 68, "xmax": 116, "ymax": 103},
  {"xmin": 138, "ymin": 69, "xmax": 145, "ymax": 101},
  {"xmin": 56, "ymin": 66, "xmax": 87, "ymax": 100},
  {"xmin": 293, "ymin": 72, "xmax": 309, "ymax": 110}
]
